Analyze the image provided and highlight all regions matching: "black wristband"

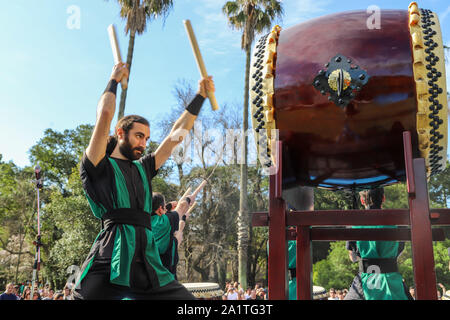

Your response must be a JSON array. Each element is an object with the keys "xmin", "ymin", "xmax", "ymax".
[
  {"xmin": 182, "ymin": 215, "xmax": 187, "ymax": 222},
  {"xmin": 186, "ymin": 94, "xmax": 205, "ymax": 116},
  {"xmin": 104, "ymin": 79, "xmax": 118, "ymax": 95}
]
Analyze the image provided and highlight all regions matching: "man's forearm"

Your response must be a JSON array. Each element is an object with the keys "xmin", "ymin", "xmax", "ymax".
[
  {"xmin": 169, "ymin": 94, "xmax": 206, "ymax": 137},
  {"xmin": 86, "ymin": 91, "xmax": 116, "ymax": 166},
  {"xmin": 155, "ymin": 94, "xmax": 205, "ymax": 170}
]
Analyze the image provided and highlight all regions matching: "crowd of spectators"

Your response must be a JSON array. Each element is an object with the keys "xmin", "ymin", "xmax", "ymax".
[
  {"xmin": 0, "ymin": 281, "xmax": 73, "ymax": 300},
  {"xmin": 222, "ymin": 281, "xmax": 268, "ymax": 300}
]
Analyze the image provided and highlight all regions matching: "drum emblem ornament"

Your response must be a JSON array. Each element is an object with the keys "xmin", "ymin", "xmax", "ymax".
[{"xmin": 313, "ymin": 54, "xmax": 369, "ymax": 108}]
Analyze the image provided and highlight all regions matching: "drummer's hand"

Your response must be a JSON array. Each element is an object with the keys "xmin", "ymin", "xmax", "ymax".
[
  {"xmin": 110, "ymin": 62, "xmax": 129, "ymax": 83},
  {"xmin": 198, "ymin": 76, "xmax": 214, "ymax": 98},
  {"xmin": 175, "ymin": 199, "xmax": 189, "ymax": 215},
  {"xmin": 167, "ymin": 201, "xmax": 178, "ymax": 211}
]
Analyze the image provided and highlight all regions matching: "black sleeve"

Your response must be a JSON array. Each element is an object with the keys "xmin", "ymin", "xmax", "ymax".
[
  {"xmin": 80, "ymin": 153, "xmax": 109, "ymax": 180},
  {"xmin": 397, "ymin": 242, "xmax": 405, "ymax": 256},
  {"xmin": 346, "ymin": 241, "xmax": 357, "ymax": 252},
  {"xmin": 139, "ymin": 152, "xmax": 158, "ymax": 180},
  {"xmin": 167, "ymin": 211, "xmax": 180, "ymax": 232}
]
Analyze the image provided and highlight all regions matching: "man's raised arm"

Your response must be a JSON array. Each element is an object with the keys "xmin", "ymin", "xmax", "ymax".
[
  {"xmin": 155, "ymin": 76, "xmax": 214, "ymax": 170},
  {"xmin": 86, "ymin": 63, "xmax": 129, "ymax": 167}
]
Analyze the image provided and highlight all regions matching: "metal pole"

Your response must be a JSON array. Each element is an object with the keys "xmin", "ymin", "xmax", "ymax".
[{"xmin": 30, "ymin": 165, "xmax": 43, "ymax": 300}]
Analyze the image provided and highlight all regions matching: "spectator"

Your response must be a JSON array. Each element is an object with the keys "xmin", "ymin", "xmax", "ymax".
[
  {"xmin": 63, "ymin": 284, "xmax": 74, "ymax": 300},
  {"xmin": 32, "ymin": 291, "xmax": 41, "ymax": 300},
  {"xmin": 247, "ymin": 289, "xmax": 257, "ymax": 300},
  {"xmin": 328, "ymin": 288, "xmax": 339, "ymax": 300},
  {"xmin": 222, "ymin": 294, "xmax": 227, "ymax": 300},
  {"xmin": 438, "ymin": 283, "xmax": 446, "ymax": 299},
  {"xmin": 256, "ymin": 289, "xmax": 266, "ymax": 300},
  {"xmin": 343, "ymin": 288, "xmax": 348, "ymax": 299},
  {"xmin": 53, "ymin": 292, "xmax": 64, "ymax": 300},
  {"xmin": 227, "ymin": 287, "xmax": 238, "ymax": 300},
  {"xmin": 409, "ymin": 286, "xmax": 415, "ymax": 300},
  {"xmin": 42, "ymin": 288, "xmax": 55, "ymax": 300},
  {"xmin": 21, "ymin": 287, "xmax": 31, "ymax": 300},
  {"xmin": 0, "ymin": 283, "xmax": 20, "ymax": 300},
  {"xmin": 244, "ymin": 287, "xmax": 251, "ymax": 300},
  {"xmin": 337, "ymin": 290, "xmax": 345, "ymax": 300}
]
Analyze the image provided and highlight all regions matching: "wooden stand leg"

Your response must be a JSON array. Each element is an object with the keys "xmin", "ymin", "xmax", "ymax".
[
  {"xmin": 268, "ymin": 141, "xmax": 287, "ymax": 299},
  {"xmin": 409, "ymin": 158, "xmax": 438, "ymax": 300},
  {"xmin": 403, "ymin": 132, "xmax": 437, "ymax": 300},
  {"xmin": 296, "ymin": 226, "xmax": 312, "ymax": 300}
]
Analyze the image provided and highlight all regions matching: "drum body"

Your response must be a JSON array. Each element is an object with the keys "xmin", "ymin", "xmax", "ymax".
[
  {"xmin": 250, "ymin": 3, "xmax": 447, "ymax": 190},
  {"xmin": 182, "ymin": 282, "xmax": 223, "ymax": 300},
  {"xmin": 313, "ymin": 286, "xmax": 327, "ymax": 300}
]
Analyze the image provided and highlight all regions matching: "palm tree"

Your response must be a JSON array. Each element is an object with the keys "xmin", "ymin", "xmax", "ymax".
[
  {"xmin": 222, "ymin": 0, "xmax": 283, "ymax": 289},
  {"xmin": 116, "ymin": 0, "xmax": 174, "ymax": 120}
]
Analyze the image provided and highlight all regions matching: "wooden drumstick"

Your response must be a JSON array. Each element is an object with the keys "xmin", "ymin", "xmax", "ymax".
[
  {"xmin": 190, "ymin": 180, "xmax": 207, "ymax": 200},
  {"xmin": 183, "ymin": 19, "xmax": 219, "ymax": 111},
  {"xmin": 180, "ymin": 187, "xmax": 192, "ymax": 201},
  {"xmin": 186, "ymin": 201, "xmax": 197, "ymax": 215},
  {"xmin": 107, "ymin": 24, "xmax": 128, "ymax": 89}
]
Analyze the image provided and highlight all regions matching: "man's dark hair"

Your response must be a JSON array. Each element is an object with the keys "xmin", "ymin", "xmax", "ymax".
[
  {"xmin": 152, "ymin": 192, "xmax": 165, "ymax": 213},
  {"xmin": 106, "ymin": 115, "xmax": 150, "ymax": 155},
  {"xmin": 359, "ymin": 187, "xmax": 384, "ymax": 209}
]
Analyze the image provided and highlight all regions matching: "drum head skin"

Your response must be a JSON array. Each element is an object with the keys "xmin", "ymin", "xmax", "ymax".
[{"xmin": 250, "ymin": 2, "xmax": 447, "ymax": 190}]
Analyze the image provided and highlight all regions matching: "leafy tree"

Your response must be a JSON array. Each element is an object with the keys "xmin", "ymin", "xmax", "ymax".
[
  {"xmin": 223, "ymin": 0, "xmax": 283, "ymax": 290},
  {"xmin": 115, "ymin": 0, "xmax": 174, "ymax": 119},
  {"xmin": 313, "ymin": 241, "xmax": 358, "ymax": 290},
  {"xmin": 28, "ymin": 125, "xmax": 93, "ymax": 193},
  {"xmin": 0, "ymin": 158, "xmax": 36, "ymax": 285}
]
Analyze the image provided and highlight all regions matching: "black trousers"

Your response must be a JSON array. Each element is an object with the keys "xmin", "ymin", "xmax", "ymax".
[{"xmin": 73, "ymin": 261, "xmax": 195, "ymax": 300}]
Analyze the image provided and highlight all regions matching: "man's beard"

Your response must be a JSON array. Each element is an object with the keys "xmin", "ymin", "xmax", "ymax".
[{"xmin": 118, "ymin": 135, "xmax": 145, "ymax": 160}]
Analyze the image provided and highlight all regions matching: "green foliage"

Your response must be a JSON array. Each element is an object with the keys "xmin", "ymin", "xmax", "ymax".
[
  {"xmin": 313, "ymin": 242, "xmax": 358, "ymax": 290},
  {"xmin": 28, "ymin": 125, "xmax": 93, "ymax": 192}
]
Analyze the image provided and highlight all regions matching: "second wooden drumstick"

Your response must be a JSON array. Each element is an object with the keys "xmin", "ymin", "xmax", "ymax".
[
  {"xmin": 107, "ymin": 24, "xmax": 128, "ymax": 89},
  {"xmin": 183, "ymin": 19, "xmax": 219, "ymax": 111}
]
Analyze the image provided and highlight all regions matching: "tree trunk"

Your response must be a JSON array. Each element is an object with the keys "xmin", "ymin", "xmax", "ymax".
[
  {"xmin": 237, "ymin": 46, "xmax": 251, "ymax": 290},
  {"xmin": 118, "ymin": 30, "xmax": 136, "ymax": 120}
]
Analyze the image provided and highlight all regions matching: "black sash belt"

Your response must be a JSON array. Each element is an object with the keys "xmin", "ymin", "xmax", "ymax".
[
  {"xmin": 359, "ymin": 258, "xmax": 398, "ymax": 274},
  {"xmin": 102, "ymin": 208, "xmax": 152, "ymax": 230},
  {"xmin": 289, "ymin": 269, "xmax": 296, "ymax": 279}
]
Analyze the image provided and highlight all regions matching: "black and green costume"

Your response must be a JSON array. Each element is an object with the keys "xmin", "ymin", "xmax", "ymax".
[
  {"xmin": 73, "ymin": 153, "xmax": 194, "ymax": 300},
  {"xmin": 151, "ymin": 210, "xmax": 180, "ymax": 278},
  {"xmin": 345, "ymin": 225, "xmax": 411, "ymax": 300}
]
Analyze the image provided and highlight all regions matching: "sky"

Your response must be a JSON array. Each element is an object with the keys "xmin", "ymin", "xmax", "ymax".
[{"xmin": 0, "ymin": 0, "xmax": 449, "ymax": 168}]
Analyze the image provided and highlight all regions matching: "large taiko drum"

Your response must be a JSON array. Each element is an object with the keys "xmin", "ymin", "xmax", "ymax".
[
  {"xmin": 250, "ymin": 2, "xmax": 448, "ymax": 190},
  {"xmin": 182, "ymin": 282, "xmax": 224, "ymax": 300}
]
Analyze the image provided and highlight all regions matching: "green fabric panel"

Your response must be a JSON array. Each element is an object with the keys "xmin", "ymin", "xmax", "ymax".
[
  {"xmin": 144, "ymin": 228, "xmax": 175, "ymax": 287},
  {"xmin": 74, "ymin": 231, "xmax": 104, "ymax": 289},
  {"xmin": 108, "ymin": 158, "xmax": 131, "ymax": 209},
  {"xmin": 110, "ymin": 225, "xmax": 136, "ymax": 287},
  {"xmin": 289, "ymin": 279, "xmax": 297, "ymax": 300},
  {"xmin": 151, "ymin": 215, "xmax": 171, "ymax": 254},
  {"xmin": 288, "ymin": 240, "xmax": 296, "ymax": 269},
  {"xmin": 353, "ymin": 225, "xmax": 406, "ymax": 299},
  {"xmin": 84, "ymin": 193, "xmax": 107, "ymax": 219},
  {"xmin": 354, "ymin": 225, "xmax": 399, "ymax": 259},
  {"xmin": 360, "ymin": 272, "xmax": 408, "ymax": 300},
  {"xmin": 133, "ymin": 161, "xmax": 151, "ymax": 213}
]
